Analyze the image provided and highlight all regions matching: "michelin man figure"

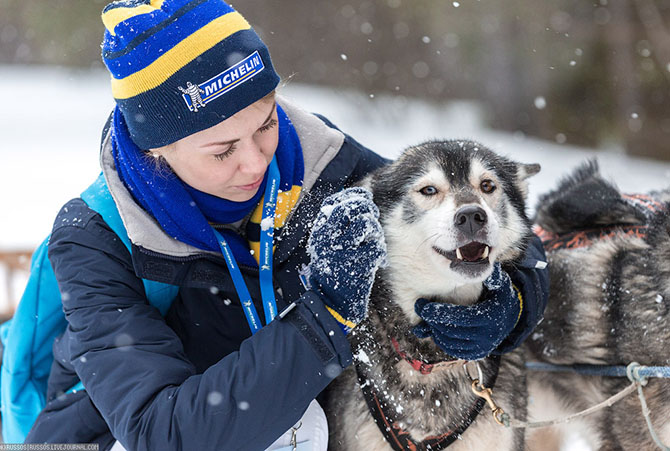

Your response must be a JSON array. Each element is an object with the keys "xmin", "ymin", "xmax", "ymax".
[{"xmin": 179, "ymin": 81, "xmax": 206, "ymax": 112}]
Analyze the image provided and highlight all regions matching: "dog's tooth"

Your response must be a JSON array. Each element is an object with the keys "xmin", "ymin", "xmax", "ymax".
[
  {"xmin": 482, "ymin": 246, "xmax": 489, "ymax": 259},
  {"xmin": 456, "ymin": 248, "xmax": 463, "ymax": 260}
]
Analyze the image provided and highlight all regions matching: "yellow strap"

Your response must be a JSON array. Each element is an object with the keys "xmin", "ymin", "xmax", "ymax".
[
  {"xmin": 512, "ymin": 283, "xmax": 523, "ymax": 325},
  {"xmin": 248, "ymin": 185, "xmax": 302, "ymax": 263},
  {"xmin": 325, "ymin": 305, "xmax": 358, "ymax": 330},
  {"xmin": 111, "ymin": 12, "xmax": 250, "ymax": 99},
  {"xmin": 250, "ymin": 186, "xmax": 302, "ymax": 224}
]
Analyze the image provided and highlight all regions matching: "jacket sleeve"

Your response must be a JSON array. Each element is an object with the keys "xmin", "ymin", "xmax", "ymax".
[
  {"xmin": 47, "ymin": 201, "xmax": 353, "ymax": 451},
  {"xmin": 494, "ymin": 234, "xmax": 550, "ymax": 354}
]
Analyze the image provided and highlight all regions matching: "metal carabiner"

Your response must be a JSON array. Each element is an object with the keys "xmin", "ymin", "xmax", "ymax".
[
  {"xmin": 463, "ymin": 360, "xmax": 483, "ymax": 383},
  {"xmin": 464, "ymin": 361, "xmax": 506, "ymax": 426},
  {"xmin": 470, "ymin": 380, "xmax": 506, "ymax": 425},
  {"xmin": 290, "ymin": 421, "xmax": 302, "ymax": 451}
]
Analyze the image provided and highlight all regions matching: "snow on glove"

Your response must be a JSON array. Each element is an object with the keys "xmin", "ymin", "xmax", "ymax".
[
  {"xmin": 412, "ymin": 263, "xmax": 522, "ymax": 360},
  {"xmin": 307, "ymin": 187, "xmax": 387, "ymax": 334}
]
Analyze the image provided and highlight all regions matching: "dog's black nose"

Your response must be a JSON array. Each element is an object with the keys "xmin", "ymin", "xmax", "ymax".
[{"xmin": 455, "ymin": 206, "xmax": 488, "ymax": 235}]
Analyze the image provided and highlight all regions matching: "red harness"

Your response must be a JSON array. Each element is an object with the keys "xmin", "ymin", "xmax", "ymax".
[
  {"xmin": 534, "ymin": 193, "xmax": 665, "ymax": 251},
  {"xmin": 534, "ymin": 224, "xmax": 649, "ymax": 251},
  {"xmin": 390, "ymin": 337, "xmax": 462, "ymax": 374},
  {"xmin": 622, "ymin": 193, "xmax": 665, "ymax": 214}
]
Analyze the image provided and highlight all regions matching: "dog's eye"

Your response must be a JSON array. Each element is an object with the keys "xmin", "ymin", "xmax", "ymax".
[
  {"xmin": 419, "ymin": 186, "xmax": 438, "ymax": 196},
  {"xmin": 480, "ymin": 179, "xmax": 496, "ymax": 194}
]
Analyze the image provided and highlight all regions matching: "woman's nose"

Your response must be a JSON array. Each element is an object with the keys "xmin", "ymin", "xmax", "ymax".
[{"xmin": 237, "ymin": 141, "xmax": 268, "ymax": 175}]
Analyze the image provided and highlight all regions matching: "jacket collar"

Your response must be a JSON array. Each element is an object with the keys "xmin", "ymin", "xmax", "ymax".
[{"xmin": 100, "ymin": 96, "xmax": 345, "ymax": 259}]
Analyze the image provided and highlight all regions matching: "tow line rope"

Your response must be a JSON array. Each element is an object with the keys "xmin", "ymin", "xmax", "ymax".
[{"xmin": 478, "ymin": 362, "xmax": 669, "ymax": 450}]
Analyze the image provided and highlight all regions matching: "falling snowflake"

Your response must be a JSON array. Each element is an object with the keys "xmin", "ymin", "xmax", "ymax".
[
  {"xmin": 238, "ymin": 401, "xmax": 250, "ymax": 410},
  {"xmin": 114, "ymin": 333, "xmax": 134, "ymax": 351},
  {"xmin": 207, "ymin": 391, "xmax": 223, "ymax": 406}
]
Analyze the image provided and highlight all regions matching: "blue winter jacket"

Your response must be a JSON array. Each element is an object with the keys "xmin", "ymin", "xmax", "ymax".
[{"xmin": 26, "ymin": 100, "xmax": 547, "ymax": 450}]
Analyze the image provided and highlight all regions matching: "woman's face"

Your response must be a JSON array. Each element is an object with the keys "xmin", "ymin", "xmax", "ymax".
[{"xmin": 153, "ymin": 97, "xmax": 279, "ymax": 202}]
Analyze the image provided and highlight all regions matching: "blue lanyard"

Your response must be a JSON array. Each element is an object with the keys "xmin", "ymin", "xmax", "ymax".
[{"xmin": 212, "ymin": 156, "xmax": 280, "ymax": 335}]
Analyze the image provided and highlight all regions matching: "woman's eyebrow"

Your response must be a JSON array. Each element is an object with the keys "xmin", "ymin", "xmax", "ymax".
[{"xmin": 202, "ymin": 102, "xmax": 277, "ymax": 148}]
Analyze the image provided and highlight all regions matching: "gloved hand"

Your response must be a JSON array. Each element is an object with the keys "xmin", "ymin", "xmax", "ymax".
[
  {"xmin": 307, "ymin": 187, "xmax": 387, "ymax": 333},
  {"xmin": 412, "ymin": 263, "xmax": 522, "ymax": 360},
  {"xmin": 495, "ymin": 234, "xmax": 549, "ymax": 353}
]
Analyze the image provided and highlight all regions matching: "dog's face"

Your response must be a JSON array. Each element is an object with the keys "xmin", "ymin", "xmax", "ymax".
[{"xmin": 369, "ymin": 140, "xmax": 539, "ymax": 318}]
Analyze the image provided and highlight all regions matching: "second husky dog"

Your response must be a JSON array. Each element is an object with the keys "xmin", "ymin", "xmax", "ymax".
[
  {"xmin": 327, "ymin": 140, "xmax": 541, "ymax": 450},
  {"xmin": 527, "ymin": 161, "xmax": 670, "ymax": 450}
]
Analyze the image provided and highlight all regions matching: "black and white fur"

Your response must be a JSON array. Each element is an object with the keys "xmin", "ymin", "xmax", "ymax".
[
  {"xmin": 527, "ymin": 161, "xmax": 670, "ymax": 450},
  {"xmin": 326, "ymin": 140, "xmax": 540, "ymax": 450}
]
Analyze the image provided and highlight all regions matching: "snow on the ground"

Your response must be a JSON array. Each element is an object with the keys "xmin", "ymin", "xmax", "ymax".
[
  {"xmin": 2, "ymin": 65, "xmax": 667, "ymax": 450},
  {"xmin": 2, "ymin": 64, "xmax": 670, "ymax": 310},
  {"xmin": 2, "ymin": 65, "xmax": 669, "ymax": 251}
]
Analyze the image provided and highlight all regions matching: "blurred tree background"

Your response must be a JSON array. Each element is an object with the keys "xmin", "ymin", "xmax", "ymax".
[{"xmin": 1, "ymin": 0, "xmax": 669, "ymax": 160}]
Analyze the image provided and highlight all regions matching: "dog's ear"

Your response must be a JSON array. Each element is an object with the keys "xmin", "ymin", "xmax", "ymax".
[
  {"xmin": 514, "ymin": 163, "xmax": 540, "ymax": 201},
  {"xmin": 518, "ymin": 163, "xmax": 541, "ymax": 180}
]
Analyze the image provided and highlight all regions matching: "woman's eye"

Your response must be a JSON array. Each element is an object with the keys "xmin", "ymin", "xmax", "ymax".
[
  {"xmin": 480, "ymin": 179, "xmax": 496, "ymax": 194},
  {"xmin": 258, "ymin": 118, "xmax": 278, "ymax": 133},
  {"xmin": 419, "ymin": 186, "xmax": 438, "ymax": 196},
  {"xmin": 214, "ymin": 145, "xmax": 236, "ymax": 161}
]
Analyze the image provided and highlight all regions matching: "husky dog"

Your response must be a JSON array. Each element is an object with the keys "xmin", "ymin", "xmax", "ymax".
[
  {"xmin": 527, "ymin": 161, "xmax": 670, "ymax": 450},
  {"xmin": 326, "ymin": 140, "xmax": 540, "ymax": 450}
]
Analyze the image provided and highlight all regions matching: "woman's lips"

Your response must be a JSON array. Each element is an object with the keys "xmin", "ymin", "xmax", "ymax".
[{"xmin": 236, "ymin": 176, "xmax": 264, "ymax": 191}]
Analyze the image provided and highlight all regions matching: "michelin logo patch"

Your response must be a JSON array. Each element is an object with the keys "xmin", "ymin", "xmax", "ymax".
[{"xmin": 179, "ymin": 51, "xmax": 265, "ymax": 112}]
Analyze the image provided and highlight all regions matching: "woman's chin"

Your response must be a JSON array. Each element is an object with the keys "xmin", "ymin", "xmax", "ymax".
[{"xmin": 219, "ymin": 187, "xmax": 261, "ymax": 202}]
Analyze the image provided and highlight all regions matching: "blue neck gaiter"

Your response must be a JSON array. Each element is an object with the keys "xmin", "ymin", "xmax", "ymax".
[{"xmin": 111, "ymin": 103, "xmax": 304, "ymax": 265}]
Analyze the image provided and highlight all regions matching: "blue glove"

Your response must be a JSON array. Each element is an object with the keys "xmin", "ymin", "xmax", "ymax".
[
  {"xmin": 412, "ymin": 263, "xmax": 522, "ymax": 360},
  {"xmin": 494, "ymin": 234, "xmax": 549, "ymax": 353},
  {"xmin": 307, "ymin": 187, "xmax": 387, "ymax": 333}
]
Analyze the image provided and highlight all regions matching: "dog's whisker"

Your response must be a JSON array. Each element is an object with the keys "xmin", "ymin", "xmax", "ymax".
[{"xmin": 415, "ymin": 233, "xmax": 441, "ymax": 253}]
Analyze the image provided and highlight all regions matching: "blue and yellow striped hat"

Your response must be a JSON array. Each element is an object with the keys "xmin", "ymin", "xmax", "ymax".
[{"xmin": 101, "ymin": 0, "xmax": 280, "ymax": 149}]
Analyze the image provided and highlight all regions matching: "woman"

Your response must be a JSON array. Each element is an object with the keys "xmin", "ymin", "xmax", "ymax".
[{"xmin": 26, "ymin": 1, "xmax": 548, "ymax": 449}]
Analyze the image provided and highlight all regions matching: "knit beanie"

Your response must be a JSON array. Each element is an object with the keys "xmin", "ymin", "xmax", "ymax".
[{"xmin": 101, "ymin": 0, "xmax": 280, "ymax": 149}]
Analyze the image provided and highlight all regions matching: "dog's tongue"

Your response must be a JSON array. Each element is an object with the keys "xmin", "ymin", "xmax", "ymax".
[{"xmin": 459, "ymin": 242, "xmax": 486, "ymax": 262}]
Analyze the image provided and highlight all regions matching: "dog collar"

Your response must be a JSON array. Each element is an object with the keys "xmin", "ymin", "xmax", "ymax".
[{"xmin": 390, "ymin": 337, "xmax": 463, "ymax": 374}]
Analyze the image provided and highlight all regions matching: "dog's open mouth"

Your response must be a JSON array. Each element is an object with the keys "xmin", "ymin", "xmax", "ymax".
[{"xmin": 433, "ymin": 242, "xmax": 491, "ymax": 266}]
